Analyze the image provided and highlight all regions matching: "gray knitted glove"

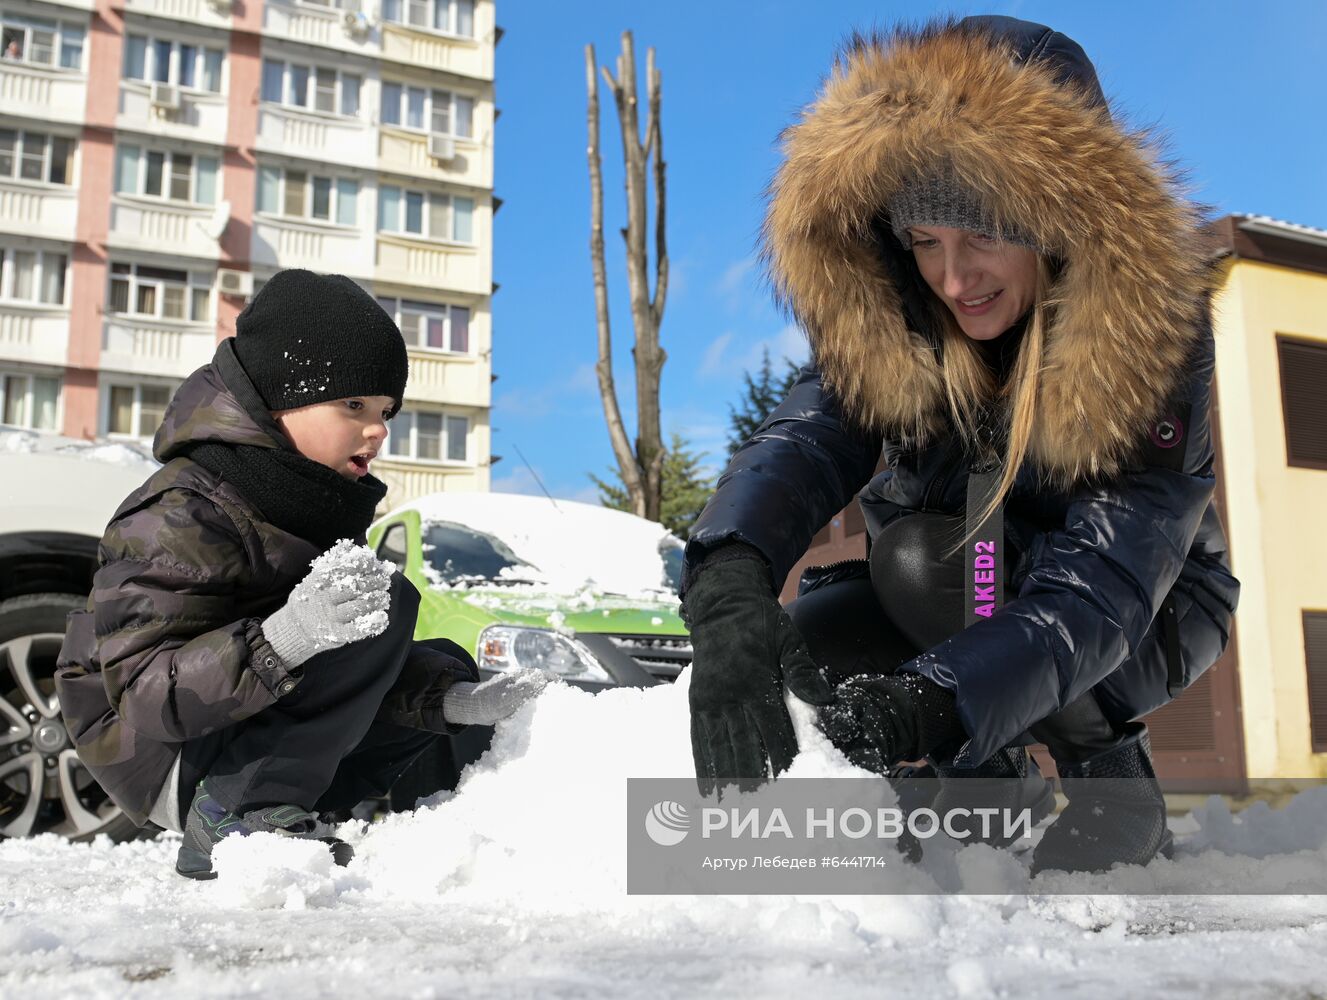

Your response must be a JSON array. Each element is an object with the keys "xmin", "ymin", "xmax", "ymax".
[
  {"xmin": 442, "ymin": 669, "xmax": 551, "ymax": 726},
  {"xmin": 262, "ymin": 542, "xmax": 394, "ymax": 668}
]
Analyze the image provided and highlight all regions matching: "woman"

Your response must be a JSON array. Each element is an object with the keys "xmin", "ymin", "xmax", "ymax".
[{"xmin": 680, "ymin": 15, "xmax": 1239, "ymax": 874}]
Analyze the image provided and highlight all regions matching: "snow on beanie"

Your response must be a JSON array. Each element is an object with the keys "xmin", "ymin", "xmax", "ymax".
[
  {"xmin": 887, "ymin": 165, "xmax": 1039, "ymax": 252},
  {"xmin": 232, "ymin": 269, "xmax": 409, "ymax": 416}
]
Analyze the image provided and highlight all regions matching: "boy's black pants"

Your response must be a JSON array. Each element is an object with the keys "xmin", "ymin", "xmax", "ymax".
[{"xmin": 178, "ymin": 573, "xmax": 438, "ymax": 817}]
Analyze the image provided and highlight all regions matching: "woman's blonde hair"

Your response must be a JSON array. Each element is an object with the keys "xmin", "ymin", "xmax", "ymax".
[{"xmin": 921, "ymin": 254, "xmax": 1058, "ymax": 540}]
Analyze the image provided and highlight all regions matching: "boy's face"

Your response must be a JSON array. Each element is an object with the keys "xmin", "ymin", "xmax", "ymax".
[{"xmin": 272, "ymin": 395, "xmax": 395, "ymax": 481}]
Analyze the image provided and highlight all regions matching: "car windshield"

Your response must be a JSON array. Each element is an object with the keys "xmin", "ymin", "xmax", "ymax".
[
  {"xmin": 420, "ymin": 516, "xmax": 683, "ymax": 596},
  {"xmin": 422, "ymin": 521, "xmax": 541, "ymax": 587}
]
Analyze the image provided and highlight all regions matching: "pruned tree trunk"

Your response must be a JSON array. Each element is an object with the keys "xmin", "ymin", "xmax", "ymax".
[{"xmin": 585, "ymin": 32, "xmax": 668, "ymax": 522}]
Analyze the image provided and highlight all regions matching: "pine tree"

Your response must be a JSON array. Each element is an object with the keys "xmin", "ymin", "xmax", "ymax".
[
  {"xmin": 726, "ymin": 347, "xmax": 801, "ymax": 456},
  {"xmin": 592, "ymin": 432, "xmax": 714, "ymax": 537}
]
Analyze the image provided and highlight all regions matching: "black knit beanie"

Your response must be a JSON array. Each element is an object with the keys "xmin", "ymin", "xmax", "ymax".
[{"xmin": 232, "ymin": 269, "xmax": 409, "ymax": 416}]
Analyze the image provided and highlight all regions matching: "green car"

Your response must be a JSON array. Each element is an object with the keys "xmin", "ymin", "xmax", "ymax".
[{"xmin": 367, "ymin": 491, "xmax": 691, "ymax": 795}]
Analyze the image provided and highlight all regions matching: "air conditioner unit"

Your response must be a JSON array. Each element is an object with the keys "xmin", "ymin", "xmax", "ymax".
[
  {"xmin": 342, "ymin": 9, "xmax": 371, "ymax": 39},
  {"xmin": 149, "ymin": 82, "xmax": 181, "ymax": 112},
  {"xmin": 216, "ymin": 268, "xmax": 253, "ymax": 297},
  {"xmin": 428, "ymin": 134, "xmax": 456, "ymax": 162}
]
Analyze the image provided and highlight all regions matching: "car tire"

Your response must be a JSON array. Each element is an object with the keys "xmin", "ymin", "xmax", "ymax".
[{"xmin": 0, "ymin": 593, "xmax": 146, "ymax": 843}]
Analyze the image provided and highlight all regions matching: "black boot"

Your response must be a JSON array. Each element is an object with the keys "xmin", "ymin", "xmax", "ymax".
[
  {"xmin": 930, "ymin": 746, "xmax": 1056, "ymax": 848},
  {"xmin": 1031, "ymin": 723, "xmax": 1173, "ymax": 876}
]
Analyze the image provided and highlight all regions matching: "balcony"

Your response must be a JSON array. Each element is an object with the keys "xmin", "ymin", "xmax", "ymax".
[
  {"xmin": 118, "ymin": 82, "xmax": 228, "ymax": 146},
  {"xmin": 0, "ymin": 182, "xmax": 78, "ymax": 242},
  {"xmin": 374, "ymin": 233, "xmax": 487, "ymax": 296},
  {"xmin": 257, "ymin": 106, "xmax": 375, "ymax": 170},
  {"xmin": 0, "ymin": 305, "xmax": 70, "ymax": 367},
  {"xmin": 263, "ymin": 0, "xmax": 377, "ymax": 57},
  {"xmin": 405, "ymin": 350, "xmax": 490, "ymax": 408},
  {"xmin": 252, "ymin": 215, "xmax": 375, "ymax": 276},
  {"xmin": 380, "ymin": 23, "xmax": 490, "ymax": 80},
  {"xmin": 122, "ymin": 0, "xmax": 232, "ymax": 28},
  {"xmin": 376, "ymin": 458, "xmax": 489, "ymax": 507},
  {"xmin": 101, "ymin": 317, "xmax": 215, "ymax": 378},
  {"xmin": 108, "ymin": 197, "xmax": 221, "ymax": 260},
  {"xmin": 0, "ymin": 62, "xmax": 88, "ymax": 127},
  {"xmin": 378, "ymin": 127, "xmax": 490, "ymax": 189}
]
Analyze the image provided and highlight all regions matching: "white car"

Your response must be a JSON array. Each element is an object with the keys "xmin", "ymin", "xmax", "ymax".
[{"xmin": 1, "ymin": 431, "xmax": 158, "ymax": 841}]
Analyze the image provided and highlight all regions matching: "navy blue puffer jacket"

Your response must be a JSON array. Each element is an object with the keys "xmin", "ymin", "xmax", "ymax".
[{"xmin": 684, "ymin": 16, "xmax": 1240, "ymax": 765}]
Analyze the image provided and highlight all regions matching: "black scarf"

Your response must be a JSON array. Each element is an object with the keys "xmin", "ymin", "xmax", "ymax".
[{"xmin": 186, "ymin": 340, "xmax": 388, "ymax": 550}]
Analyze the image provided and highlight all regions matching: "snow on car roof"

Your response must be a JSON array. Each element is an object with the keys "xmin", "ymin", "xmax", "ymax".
[{"xmin": 383, "ymin": 491, "xmax": 682, "ymax": 598}]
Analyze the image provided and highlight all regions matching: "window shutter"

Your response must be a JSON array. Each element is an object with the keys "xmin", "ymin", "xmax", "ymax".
[
  {"xmin": 1305, "ymin": 612, "xmax": 1327, "ymax": 753},
  {"xmin": 1278, "ymin": 337, "xmax": 1327, "ymax": 468}
]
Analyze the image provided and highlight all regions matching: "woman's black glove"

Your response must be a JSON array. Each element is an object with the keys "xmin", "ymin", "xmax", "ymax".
[
  {"xmin": 682, "ymin": 545, "xmax": 834, "ymax": 795},
  {"xmin": 815, "ymin": 673, "xmax": 966, "ymax": 773}
]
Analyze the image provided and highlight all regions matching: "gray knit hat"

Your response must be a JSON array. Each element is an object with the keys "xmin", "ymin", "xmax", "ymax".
[{"xmin": 887, "ymin": 168, "xmax": 1038, "ymax": 251}]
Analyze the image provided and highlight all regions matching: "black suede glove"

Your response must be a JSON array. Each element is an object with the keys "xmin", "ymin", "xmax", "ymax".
[
  {"xmin": 815, "ymin": 673, "xmax": 966, "ymax": 774},
  {"xmin": 683, "ymin": 544, "xmax": 835, "ymax": 796}
]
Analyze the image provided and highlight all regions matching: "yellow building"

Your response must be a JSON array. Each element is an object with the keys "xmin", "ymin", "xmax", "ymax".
[{"xmin": 1209, "ymin": 214, "xmax": 1327, "ymax": 781}]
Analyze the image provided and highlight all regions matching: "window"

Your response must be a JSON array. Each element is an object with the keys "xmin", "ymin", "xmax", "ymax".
[
  {"xmin": 1, "ymin": 14, "xmax": 84, "ymax": 70},
  {"xmin": 377, "ymin": 522, "xmax": 409, "ymax": 568},
  {"xmin": 108, "ymin": 263, "xmax": 211, "ymax": 322},
  {"xmin": 377, "ymin": 296, "xmax": 470, "ymax": 353},
  {"xmin": 106, "ymin": 382, "xmax": 173, "ymax": 439},
  {"xmin": 380, "ymin": 0, "xmax": 474, "ymax": 36},
  {"xmin": 123, "ymin": 34, "xmax": 223, "ymax": 92},
  {"xmin": 0, "ymin": 247, "xmax": 66, "ymax": 304},
  {"xmin": 377, "ymin": 186, "xmax": 472, "ymax": 242},
  {"xmin": 114, "ymin": 145, "xmax": 218, "ymax": 205},
  {"xmin": 261, "ymin": 59, "xmax": 361, "ymax": 117},
  {"xmin": 0, "ymin": 130, "xmax": 75, "ymax": 185},
  {"xmin": 256, "ymin": 166, "xmax": 359, "ymax": 225},
  {"xmin": 1305, "ymin": 612, "xmax": 1327, "ymax": 752},
  {"xmin": 0, "ymin": 371, "xmax": 60, "ymax": 430},
  {"xmin": 1279, "ymin": 336, "xmax": 1327, "ymax": 470},
  {"xmin": 380, "ymin": 83, "xmax": 473, "ymax": 137},
  {"xmin": 386, "ymin": 409, "xmax": 468, "ymax": 462}
]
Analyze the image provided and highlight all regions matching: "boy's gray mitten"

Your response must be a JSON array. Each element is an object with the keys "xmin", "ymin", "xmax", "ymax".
[
  {"xmin": 442, "ymin": 669, "xmax": 551, "ymax": 726},
  {"xmin": 262, "ymin": 543, "xmax": 394, "ymax": 668}
]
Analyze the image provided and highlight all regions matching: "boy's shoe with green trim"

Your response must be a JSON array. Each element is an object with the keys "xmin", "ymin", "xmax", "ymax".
[{"xmin": 176, "ymin": 780, "xmax": 354, "ymax": 880}]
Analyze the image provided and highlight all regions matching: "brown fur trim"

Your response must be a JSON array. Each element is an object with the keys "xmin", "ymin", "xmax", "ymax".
[{"xmin": 763, "ymin": 22, "xmax": 1210, "ymax": 485}]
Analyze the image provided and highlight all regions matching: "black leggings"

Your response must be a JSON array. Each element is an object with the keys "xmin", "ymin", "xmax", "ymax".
[{"xmin": 785, "ymin": 571, "xmax": 1119, "ymax": 764}]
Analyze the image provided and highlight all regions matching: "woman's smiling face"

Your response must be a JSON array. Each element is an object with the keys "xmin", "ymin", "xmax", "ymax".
[{"xmin": 909, "ymin": 226, "xmax": 1038, "ymax": 341}]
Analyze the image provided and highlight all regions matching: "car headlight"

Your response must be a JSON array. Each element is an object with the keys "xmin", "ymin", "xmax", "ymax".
[{"xmin": 477, "ymin": 625, "xmax": 612, "ymax": 683}]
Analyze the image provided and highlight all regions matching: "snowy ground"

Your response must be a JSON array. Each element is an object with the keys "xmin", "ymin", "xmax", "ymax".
[{"xmin": 4, "ymin": 676, "xmax": 1327, "ymax": 999}]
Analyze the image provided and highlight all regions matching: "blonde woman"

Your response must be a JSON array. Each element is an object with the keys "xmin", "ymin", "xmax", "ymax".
[{"xmin": 679, "ymin": 15, "xmax": 1239, "ymax": 874}]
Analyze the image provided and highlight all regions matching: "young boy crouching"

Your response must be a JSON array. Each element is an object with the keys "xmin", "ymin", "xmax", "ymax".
[{"xmin": 55, "ymin": 269, "xmax": 545, "ymax": 878}]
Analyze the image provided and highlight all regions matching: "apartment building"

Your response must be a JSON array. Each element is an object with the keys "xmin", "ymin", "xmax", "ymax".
[
  {"xmin": 778, "ymin": 214, "xmax": 1327, "ymax": 789},
  {"xmin": 0, "ymin": 0, "xmax": 495, "ymax": 507}
]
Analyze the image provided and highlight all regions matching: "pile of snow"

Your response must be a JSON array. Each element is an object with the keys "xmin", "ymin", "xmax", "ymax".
[
  {"xmin": 3, "ymin": 673, "xmax": 1327, "ymax": 995},
  {"xmin": 299, "ymin": 539, "xmax": 395, "ymax": 638},
  {"xmin": 389, "ymin": 491, "xmax": 681, "ymax": 600}
]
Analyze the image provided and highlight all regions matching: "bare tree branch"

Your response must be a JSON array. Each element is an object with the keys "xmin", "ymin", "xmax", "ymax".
[
  {"xmin": 585, "ymin": 43, "xmax": 642, "ymax": 512},
  {"xmin": 586, "ymin": 32, "xmax": 669, "ymax": 522}
]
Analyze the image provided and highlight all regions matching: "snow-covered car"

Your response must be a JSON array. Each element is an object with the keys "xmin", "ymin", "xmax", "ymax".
[
  {"xmin": 367, "ymin": 491, "xmax": 692, "ymax": 798},
  {"xmin": 0, "ymin": 431, "xmax": 160, "ymax": 842}
]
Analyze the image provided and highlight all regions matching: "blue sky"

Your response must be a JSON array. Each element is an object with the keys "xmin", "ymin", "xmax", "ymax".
[{"xmin": 489, "ymin": 0, "xmax": 1327, "ymax": 503}]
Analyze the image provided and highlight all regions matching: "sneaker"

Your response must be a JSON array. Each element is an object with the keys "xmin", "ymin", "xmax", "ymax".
[{"xmin": 176, "ymin": 780, "xmax": 354, "ymax": 880}]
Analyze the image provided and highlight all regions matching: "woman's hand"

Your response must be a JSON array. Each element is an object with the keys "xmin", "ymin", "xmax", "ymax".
[
  {"xmin": 683, "ymin": 545, "xmax": 834, "ymax": 796},
  {"xmin": 816, "ymin": 673, "xmax": 967, "ymax": 772}
]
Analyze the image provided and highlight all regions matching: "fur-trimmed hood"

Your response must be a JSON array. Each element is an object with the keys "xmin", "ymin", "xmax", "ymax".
[{"xmin": 764, "ymin": 16, "xmax": 1210, "ymax": 484}]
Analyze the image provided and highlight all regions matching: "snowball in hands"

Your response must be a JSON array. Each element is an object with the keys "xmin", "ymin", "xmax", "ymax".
[{"xmin": 262, "ymin": 539, "xmax": 395, "ymax": 668}]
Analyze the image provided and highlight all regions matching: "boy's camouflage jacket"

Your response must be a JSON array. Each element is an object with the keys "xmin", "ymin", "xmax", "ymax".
[{"xmin": 54, "ymin": 341, "xmax": 470, "ymax": 826}]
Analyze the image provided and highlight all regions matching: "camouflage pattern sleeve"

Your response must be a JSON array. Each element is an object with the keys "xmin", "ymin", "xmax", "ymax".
[{"xmin": 92, "ymin": 488, "xmax": 300, "ymax": 743}]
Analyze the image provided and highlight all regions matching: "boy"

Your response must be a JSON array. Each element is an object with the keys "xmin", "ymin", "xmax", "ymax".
[{"xmin": 55, "ymin": 269, "xmax": 545, "ymax": 879}]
